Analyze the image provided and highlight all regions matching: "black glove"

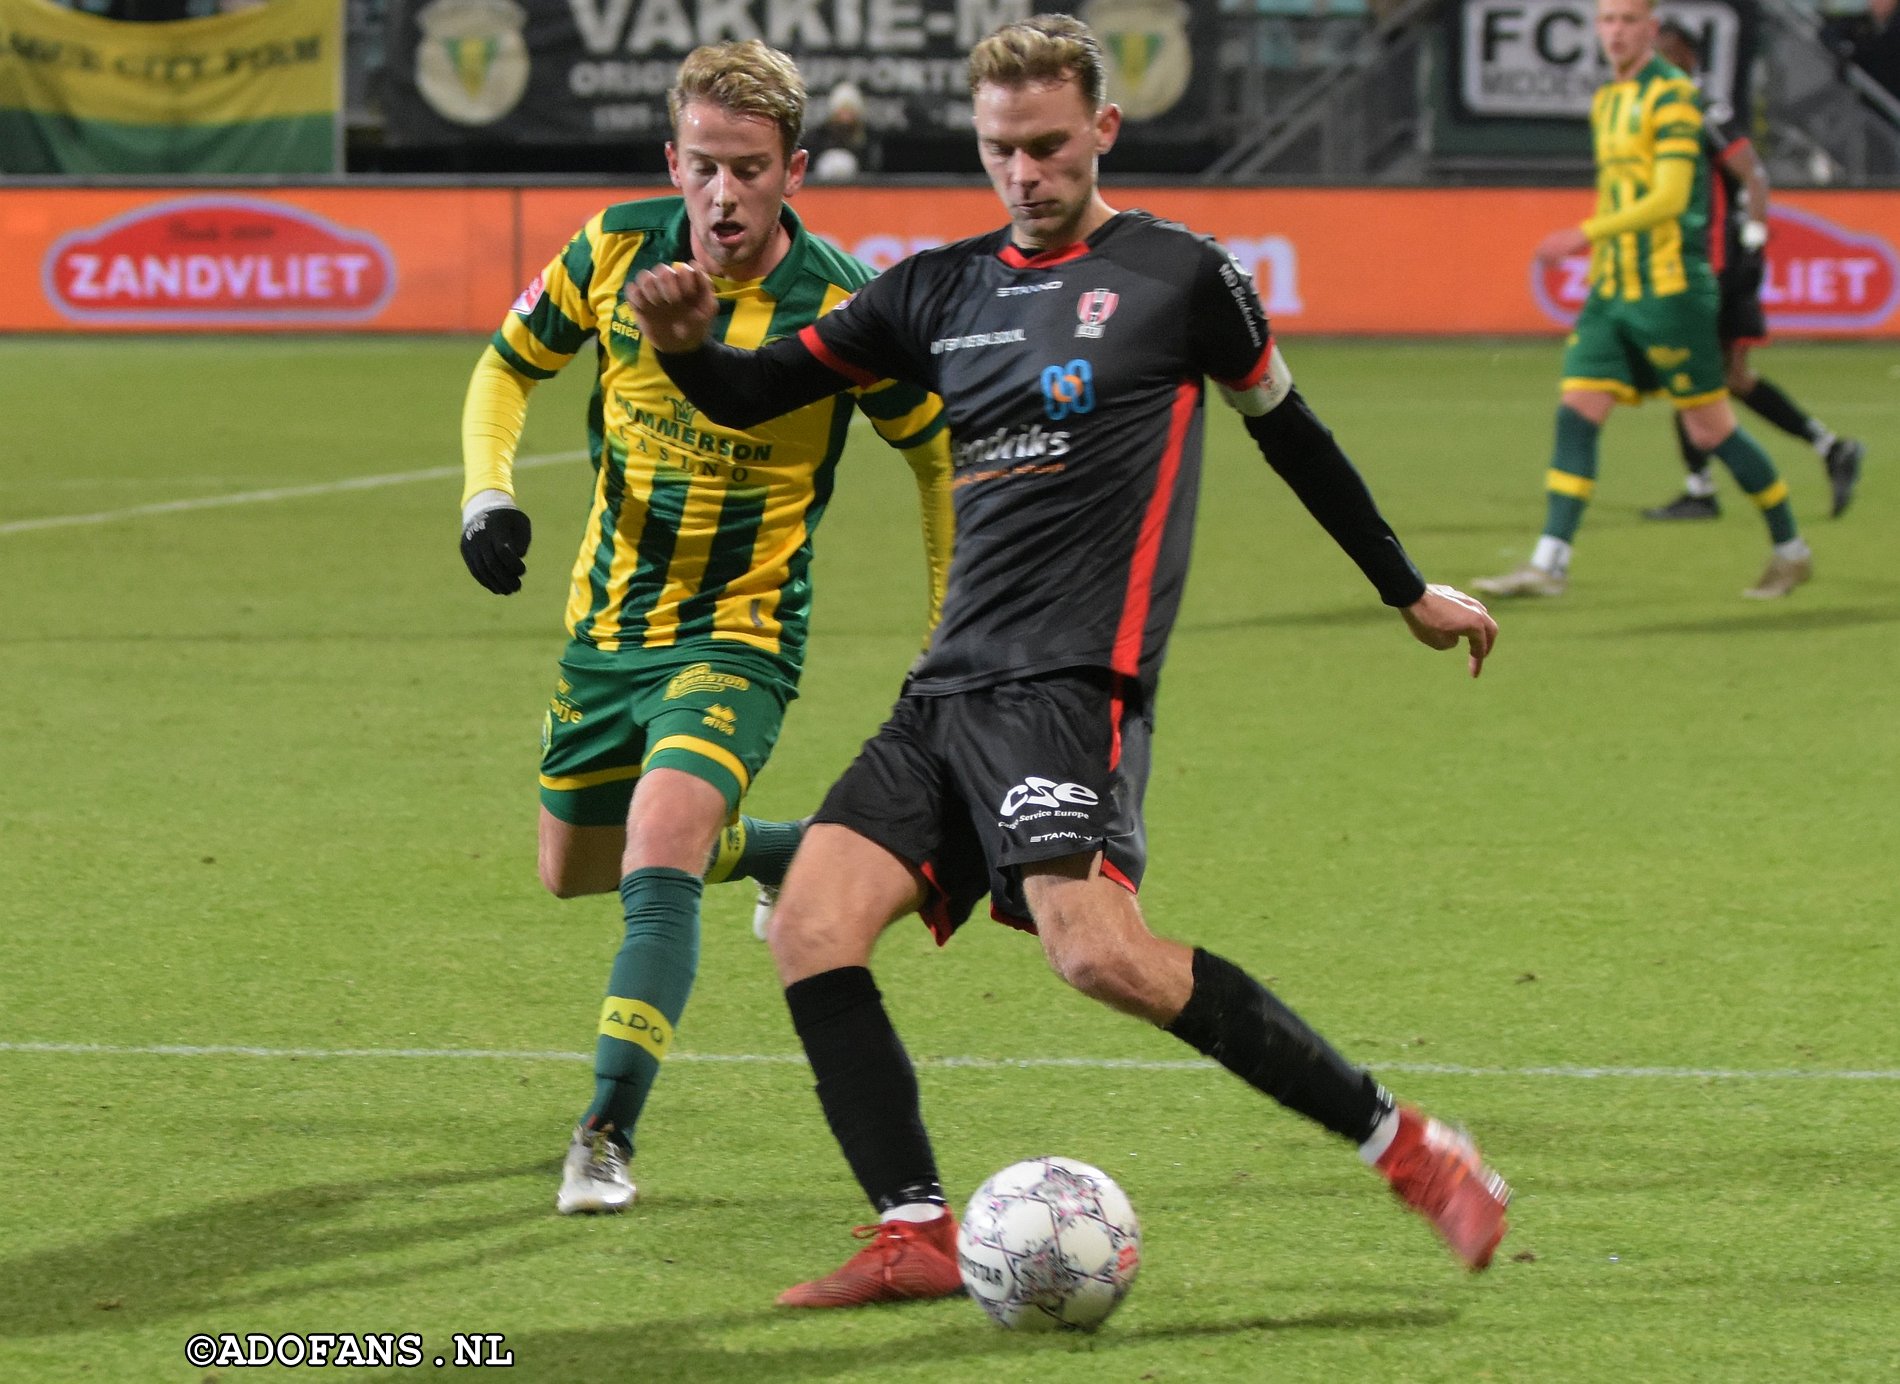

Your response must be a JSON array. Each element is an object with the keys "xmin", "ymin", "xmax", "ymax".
[{"xmin": 460, "ymin": 505, "xmax": 532, "ymax": 595}]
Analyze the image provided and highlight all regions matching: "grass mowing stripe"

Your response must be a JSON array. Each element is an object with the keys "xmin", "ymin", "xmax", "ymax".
[
  {"xmin": 3, "ymin": 1040, "xmax": 1896, "ymax": 1080},
  {"xmin": 0, "ymin": 449, "xmax": 589, "ymax": 536}
]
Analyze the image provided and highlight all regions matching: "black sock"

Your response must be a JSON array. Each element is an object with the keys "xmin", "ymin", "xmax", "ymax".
[
  {"xmin": 1674, "ymin": 413, "xmax": 1711, "ymax": 476},
  {"xmin": 1740, "ymin": 379, "xmax": 1814, "ymax": 441},
  {"xmin": 1165, "ymin": 948, "xmax": 1391, "ymax": 1143},
  {"xmin": 785, "ymin": 967, "xmax": 945, "ymax": 1213}
]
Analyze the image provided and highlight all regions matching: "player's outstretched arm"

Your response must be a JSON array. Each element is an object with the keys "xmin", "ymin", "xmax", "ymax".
[
  {"xmin": 628, "ymin": 262, "xmax": 863, "ymax": 431},
  {"xmin": 1239, "ymin": 384, "xmax": 1427, "ymax": 611},
  {"xmin": 1401, "ymin": 584, "xmax": 1498, "ymax": 679}
]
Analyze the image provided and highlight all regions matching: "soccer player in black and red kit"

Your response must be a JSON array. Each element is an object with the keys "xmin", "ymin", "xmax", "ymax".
[{"xmin": 629, "ymin": 14, "xmax": 1512, "ymax": 1307}]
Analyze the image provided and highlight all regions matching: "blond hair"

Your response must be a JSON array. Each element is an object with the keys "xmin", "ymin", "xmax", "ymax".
[
  {"xmin": 668, "ymin": 40, "xmax": 806, "ymax": 158},
  {"xmin": 967, "ymin": 13, "xmax": 1107, "ymax": 108}
]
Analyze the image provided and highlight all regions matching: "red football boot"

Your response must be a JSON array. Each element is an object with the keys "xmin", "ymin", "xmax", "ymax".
[
  {"xmin": 777, "ymin": 1213, "xmax": 964, "ymax": 1308},
  {"xmin": 1376, "ymin": 1106, "xmax": 1512, "ymax": 1271}
]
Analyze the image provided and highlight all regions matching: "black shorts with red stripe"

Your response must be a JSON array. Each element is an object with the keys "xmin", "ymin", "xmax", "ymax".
[{"xmin": 813, "ymin": 667, "xmax": 1153, "ymax": 942}]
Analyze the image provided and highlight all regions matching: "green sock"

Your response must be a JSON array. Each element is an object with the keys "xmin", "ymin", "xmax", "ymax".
[
  {"xmin": 582, "ymin": 866, "xmax": 702, "ymax": 1152},
  {"xmin": 1711, "ymin": 428, "xmax": 1798, "ymax": 543},
  {"xmin": 703, "ymin": 815, "xmax": 806, "ymax": 887},
  {"xmin": 1541, "ymin": 405, "xmax": 1601, "ymax": 543}
]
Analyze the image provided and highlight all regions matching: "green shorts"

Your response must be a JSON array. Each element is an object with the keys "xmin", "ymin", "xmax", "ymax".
[
  {"xmin": 538, "ymin": 643, "xmax": 794, "ymax": 827},
  {"xmin": 1560, "ymin": 283, "xmax": 1727, "ymax": 408}
]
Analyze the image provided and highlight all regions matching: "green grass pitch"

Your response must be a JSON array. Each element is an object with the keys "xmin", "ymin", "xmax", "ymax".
[{"xmin": 1, "ymin": 336, "xmax": 1896, "ymax": 1382}]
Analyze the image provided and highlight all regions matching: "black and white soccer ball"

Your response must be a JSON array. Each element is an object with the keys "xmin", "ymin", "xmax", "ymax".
[{"xmin": 957, "ymin": 1156, "xmax": 1141, "ymax": 1331}]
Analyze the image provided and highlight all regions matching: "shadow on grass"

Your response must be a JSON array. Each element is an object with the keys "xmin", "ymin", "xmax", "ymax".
[
  {"xmin": 0, "ymin": 1160, "xmax": 553, "ymax": 1339},
  {"xmin": 383, "ymin": 1303, "xmax": 1458, "ymax": 1383},
  {"xmin": 1596, "ymin": 604, "xmax": 1900, "ymax": 638}
]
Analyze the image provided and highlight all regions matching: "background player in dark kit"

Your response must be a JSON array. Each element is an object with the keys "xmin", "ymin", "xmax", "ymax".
[{"xmin": 630, "ymin": 14, "xmax": 1511, "ymax": 1308}]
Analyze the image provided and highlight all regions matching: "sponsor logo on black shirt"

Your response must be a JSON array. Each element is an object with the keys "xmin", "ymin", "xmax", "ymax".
[{"xmin": 931, "ymin": 329, "xmax": 1027, "ymax": 354}]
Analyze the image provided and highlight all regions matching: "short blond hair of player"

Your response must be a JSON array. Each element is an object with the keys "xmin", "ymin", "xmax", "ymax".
[
  {"xmin": 966, "ymin": 12, "xmax": 1106, "ymax": 107},
  {"xmin": 667, "ymin": 38, "xmax": 806, "ymax": 159}
]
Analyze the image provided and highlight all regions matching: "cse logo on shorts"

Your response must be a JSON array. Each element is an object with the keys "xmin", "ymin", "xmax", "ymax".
[
  {"xmin": 1040, "ymin": 359, "xmax": 1096, "ymax": 421},
  {"xmin": 1000, "ymin": 776, "xmax": 1100, "ymax": 819}
]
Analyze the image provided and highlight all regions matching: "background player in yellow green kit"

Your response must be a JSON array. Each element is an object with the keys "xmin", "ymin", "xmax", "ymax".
[
  {"xmin": 1475, "ymin": 0, "xmax": 1813, "ymax": 602},
  {"xmin": 457, "ymin": 40, "xmax": 954, "ymax": 1214}
]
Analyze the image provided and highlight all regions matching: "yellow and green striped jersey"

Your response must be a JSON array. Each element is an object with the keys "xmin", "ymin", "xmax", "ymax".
[
  {"xmin": 492, "ymin": 196, "xmax": 948, "ymax": 674},
  {"xmin": 1587, "ymin": 56, "xmax": 1713, "ymax": 301}
]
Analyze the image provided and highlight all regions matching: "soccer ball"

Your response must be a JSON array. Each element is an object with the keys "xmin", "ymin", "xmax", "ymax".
[{"xmin": 956, "ymin": 1156, "xmax": 1141, "ymax": 1331}]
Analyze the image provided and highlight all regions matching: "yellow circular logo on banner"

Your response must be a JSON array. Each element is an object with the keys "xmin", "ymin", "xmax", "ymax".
[
  {"xmin": 1080, "ymin": 0, "xmax": 1194, "ymax": 122},
  {"xmin": 415, "ymin": 0, "xmax": 531, "ymax": 127}
]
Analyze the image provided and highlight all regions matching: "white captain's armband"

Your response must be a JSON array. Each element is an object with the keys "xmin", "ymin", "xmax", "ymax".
[{"xmin": 1215, "ymin": 345, "xmax": 1293, "ymax": 417}]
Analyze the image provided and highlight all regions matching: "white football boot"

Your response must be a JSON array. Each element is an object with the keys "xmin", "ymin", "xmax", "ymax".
[{"xmin": 557, "ymin": 1125, "xmax": 636, "ymax": 1214}]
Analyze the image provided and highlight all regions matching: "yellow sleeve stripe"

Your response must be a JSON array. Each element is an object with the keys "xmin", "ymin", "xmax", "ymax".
[
  {"xmin": 870, "ymin": 396, "xmax": 946, "ymax": 446},
  {"xmin": 498, "ymin": 315, "xmax": 574, "ymax": 376},
  {"xmin": 1749, "ymin": 479, "xmax": 1790, "ymax": 510},
  {"xmin": 1545, "ymin": 469, "xmax": 1597, "ymax": 499},
  {"xmin": 544, "ymin": 262, "xmax": 594, "ymax": 334},
  {"xmin": 1654, "ymin": 102, "xmax": 1701, "ymax": 126},
  {"xmin": 644, "ymin": 735, "xmax": 751, "ymax": 794}
]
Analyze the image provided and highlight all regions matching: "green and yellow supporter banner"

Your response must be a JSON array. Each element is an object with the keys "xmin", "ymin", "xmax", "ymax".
[{"xmin": 0, "ymin": 0, "xmax": 341, "ymax": 174}]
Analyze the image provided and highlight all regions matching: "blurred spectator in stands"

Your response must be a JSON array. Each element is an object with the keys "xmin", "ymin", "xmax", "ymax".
[
  {"xmin": 809, "ymin": 81, "xmax": 876, "ymax": 181},
  {"xmin": 1825, "ymin": 0, "xmax": 1900, "ymax": 102}
]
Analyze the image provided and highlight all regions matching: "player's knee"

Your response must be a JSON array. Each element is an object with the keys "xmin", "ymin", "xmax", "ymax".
[
  {"xmin": 537, "ymin": 848, "xmax": 616, "ymax": 899},
  {"xmin": 539, "ymin": 862, "xmax": 599, "ymax": 899},
  {"xmin": 765, "ymin": 893, "xmax": 859, "ymax": 975},
  {"xmin": 1045, "ymin": 938, "xmax": 1145, "ymax": 1012}
]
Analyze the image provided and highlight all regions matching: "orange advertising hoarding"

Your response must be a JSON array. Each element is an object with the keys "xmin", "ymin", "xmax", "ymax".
[{"xmin": 2, "ymin": 184, "xmax": 1895, "ymax": 337}]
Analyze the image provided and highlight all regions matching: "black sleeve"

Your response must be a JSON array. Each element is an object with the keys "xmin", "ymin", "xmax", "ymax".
[
  {"xmin": 806, "ymin": 257, "xmax": 935, "ymax": 388},
  {"xmin": 1244, "ymin": 388, "xmax": 1427, "ymax": 608},
  {"xmin": 653, "ymin": 334, "xmax": 852, "ymax": 430},
  {"xmin": 1188, "ymin": 237, "xmax": 1274, "ymax": 387}
]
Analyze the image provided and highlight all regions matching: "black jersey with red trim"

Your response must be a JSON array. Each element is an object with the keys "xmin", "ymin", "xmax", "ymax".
[
  {"xmin": 798, "ymin": 210, "xmax": 1273, "ymax": 697},
  {"xmin": 1700, "ymin": 94, "xmax": 1754, "ymax": 272}
]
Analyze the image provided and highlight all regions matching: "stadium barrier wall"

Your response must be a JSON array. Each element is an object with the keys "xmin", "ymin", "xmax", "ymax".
[{"xmin": 4, "ymin": 184, "xmax": 1896, "ymax": 337}]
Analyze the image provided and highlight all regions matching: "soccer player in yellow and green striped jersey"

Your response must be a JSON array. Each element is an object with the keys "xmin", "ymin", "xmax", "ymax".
[
  {"xmin": 1474, "ymin": 0, "xmax": 1812, "ymax": 601},
  {"xmin": 455, "ymin": 40, "xmax": 954, "ymax": 1215}
]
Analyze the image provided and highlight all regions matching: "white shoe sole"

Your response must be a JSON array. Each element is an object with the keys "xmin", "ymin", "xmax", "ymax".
[{"xmin": 557, "ymin": 1184, "xmax": 636, "ymax": 1215}]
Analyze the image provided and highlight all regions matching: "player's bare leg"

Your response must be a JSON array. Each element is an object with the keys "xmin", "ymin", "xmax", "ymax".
[
  {"xmin": 770, "ymin": 826, "xmax": 963, "ymax": 1307},
  {"xmin": 1024, "ymin": 853, "xmax": 1510, "ymax": 1270},
  {"xmin": 538, "ymin": 814, "xmax": 625, "ymax": 898},
  {"xmin": 540, "ymin": 804, "xmax": 804, "ymax": 936}
]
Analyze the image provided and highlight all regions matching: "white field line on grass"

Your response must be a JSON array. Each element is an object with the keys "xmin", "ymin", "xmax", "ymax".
[
  {"xmin": 3, "ymin": 1040, "xmax": 1897, "ymax": 1081},
  {"xmin": 0, "ymin": 450, "xmax": 589, "ymax": 536}
]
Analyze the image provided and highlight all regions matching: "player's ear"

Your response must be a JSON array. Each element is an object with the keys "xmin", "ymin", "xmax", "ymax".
[
  {"xmin": 1094, "ymin": 102, "xmax": 1122, "ymax": 155},
  {"xmin": 665, "ymin": 141, "xmax": 683, "ymax": 191},
  {"xmin": 784, "ymin": 146, "xmax": 809, "ymax": 197}
]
